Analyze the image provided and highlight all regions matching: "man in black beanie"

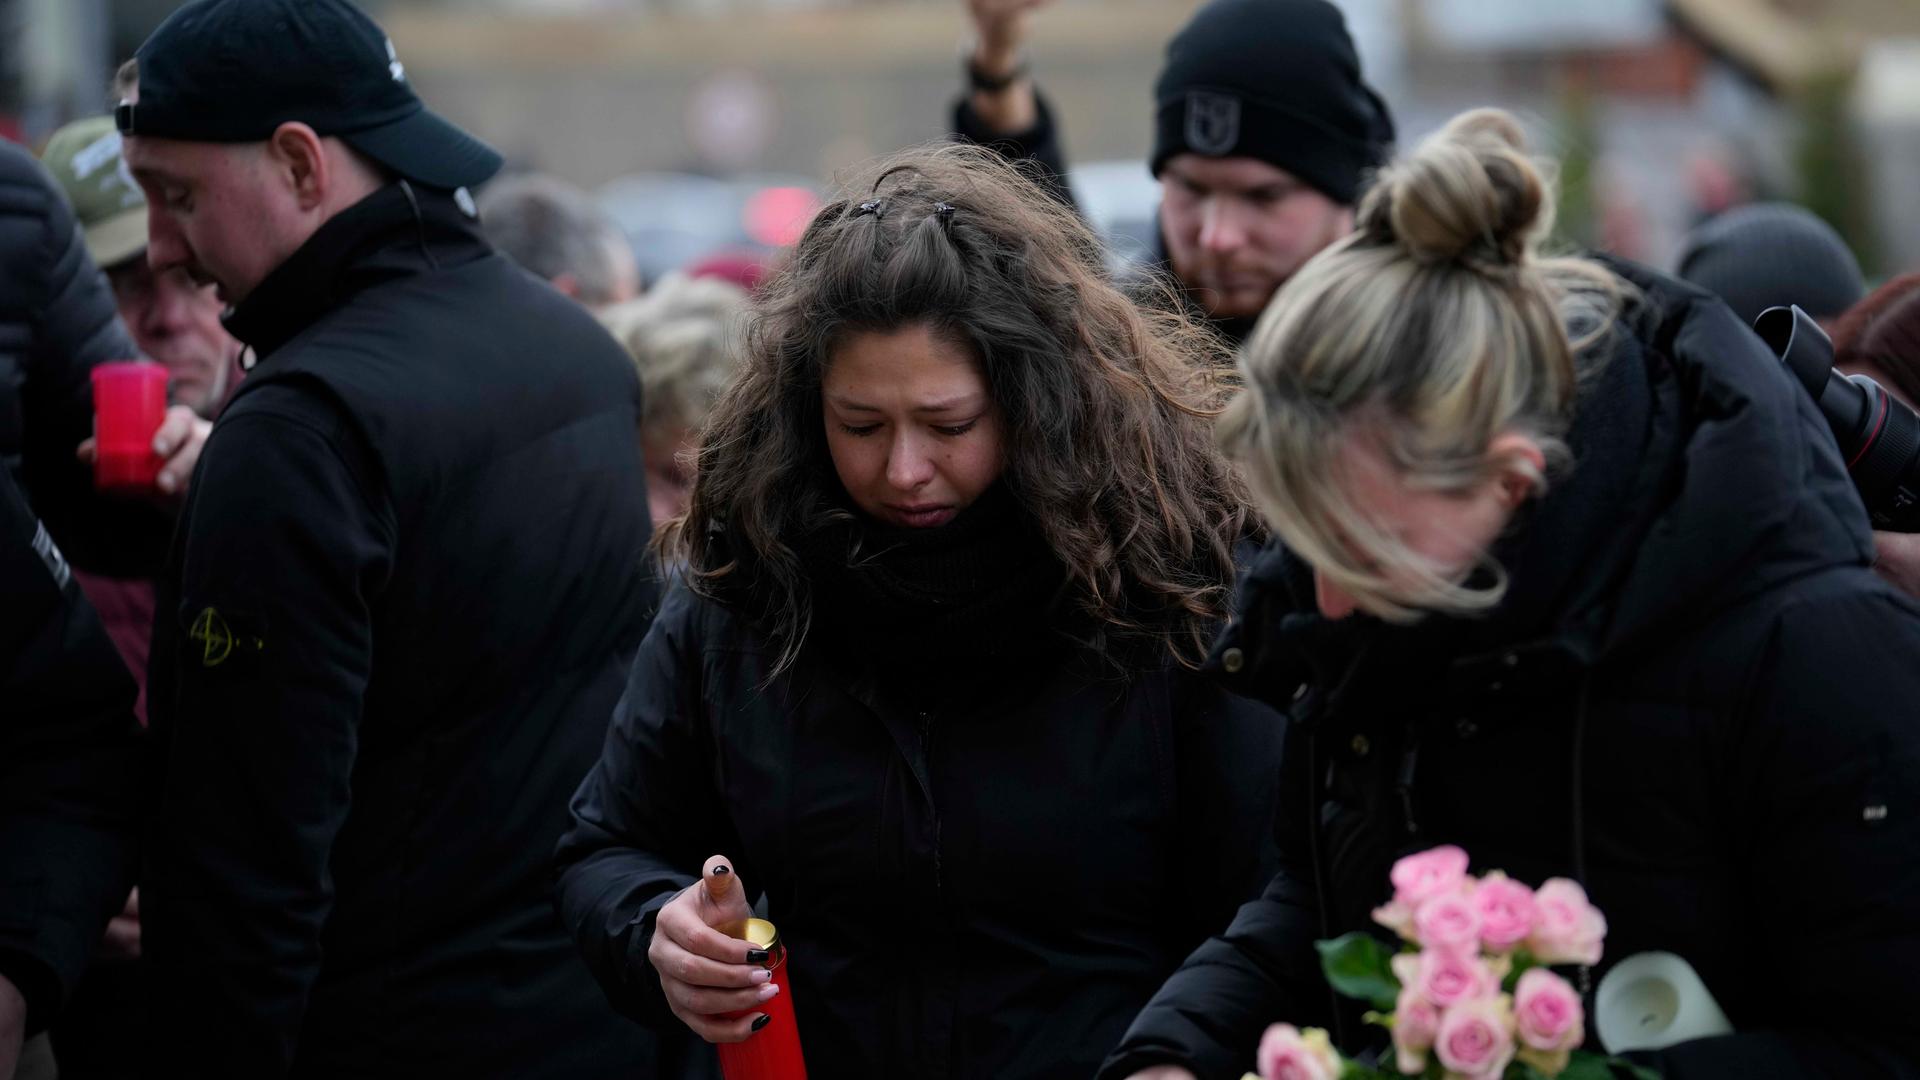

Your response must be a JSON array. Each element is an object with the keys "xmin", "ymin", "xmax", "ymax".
[
  {"xmin": 953, "ymin": 0, "xmax": 1395, "ymax": 341},
  {"xmin": 118, "ymin": 0, "xmax": 660, "ymax": 1075},
  {"xmin": 1675, "ymin": 201, "xmax": 1866, "ymax": 330}
]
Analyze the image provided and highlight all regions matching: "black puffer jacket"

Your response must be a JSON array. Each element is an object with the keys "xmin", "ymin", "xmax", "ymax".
[
  {"xmin": 0, "ymin": 139, "xmax": 172, "ymax": 577},
  {"xmin": 1101, "ymin": 264, "xmax": 1920, "ymax": 1079},
  {"xmin": 557, "ymin": 541, "xmax": 1284, "ymax": 1079},
  {"xmin": 143, "ymin": 182, "xmax": 657, "ymax": 1078},
  {"xmin": 0, "ymin": 465, "xmax": 140, "ymax": 1037}
]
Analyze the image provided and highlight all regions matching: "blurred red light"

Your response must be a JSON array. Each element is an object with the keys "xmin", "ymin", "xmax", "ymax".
[{"xmin": 744, "ymin": 186, "xmax": 821, "ymax": 248}]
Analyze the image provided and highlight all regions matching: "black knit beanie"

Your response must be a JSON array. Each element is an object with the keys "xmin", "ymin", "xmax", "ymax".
[
  {"xmin": 1151, "ymin": 0, "xmax": 1395, "ymax": 206},
  {"xmin": 1676, "ymin": 202, "xmax": 1866, "ymax": 328}
]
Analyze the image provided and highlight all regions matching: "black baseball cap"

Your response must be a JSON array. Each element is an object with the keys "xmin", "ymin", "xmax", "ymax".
[{"xmin": 116, "ymin": 0, "xmax": 501, "ymax": 191}]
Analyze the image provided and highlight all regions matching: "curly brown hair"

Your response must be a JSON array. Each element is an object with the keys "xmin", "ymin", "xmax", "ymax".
[{"xmin": 661, "ymin": 143, "xmax": 1258, "ymax": 674}]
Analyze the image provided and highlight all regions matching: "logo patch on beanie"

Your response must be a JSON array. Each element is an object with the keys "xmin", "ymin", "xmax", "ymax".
[{"xmin": 1185, "ymin": 91, "xmax": 1242, "ymax": 157}]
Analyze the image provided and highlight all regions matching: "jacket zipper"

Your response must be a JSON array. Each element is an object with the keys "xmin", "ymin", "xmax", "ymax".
[
  {"xmin": 1396, "ymin": 728, "xmax": 1421, "ymax": 837},
  {"xmin": 919, "ymin": 708, "xmax": 951, "ymax": 1080},
  {"xmin": 919, "ymin": 709, "xmax": 943, "ymax": 893},
  {"xmin": 1302, "ymin": 726, "xmax": 1350, "ymax": 1048}
]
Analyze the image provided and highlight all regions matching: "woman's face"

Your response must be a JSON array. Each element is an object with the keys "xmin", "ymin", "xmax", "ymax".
[
  {"xmin": 823, "ymin": 323, "xmax": 1006, "ymax": 528},
  {"xmin": 643, "ymin": 424, "xmax": 694, "ymax": 524},
  {"xmin": 1312, "ymin": 427, "xmax": 1543, "ymax": 620}
]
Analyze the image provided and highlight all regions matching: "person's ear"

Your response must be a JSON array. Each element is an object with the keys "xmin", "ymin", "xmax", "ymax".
[
  {"xmin": 549, "ymin": 272, "xmax": 582, "ymax": 299},
  {"xmin": 266, "ymin": 122, "xmax": 329, "ymax": 213},
  {"xmin": 1487, "ymin": 431, "xmax": 1547, "ymax": 509}
]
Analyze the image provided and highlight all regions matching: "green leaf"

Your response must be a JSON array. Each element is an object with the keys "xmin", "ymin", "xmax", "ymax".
[
  {"xmin": 1554, "ymin": 1054, "xmax": 1614, "ymax": 1080},
  {"xmin": 1500, "ymin": 949, "xmax": 1540, "ymax": 994},
  {"xmin": 1506, "ymin": 1064, "xmax": 1554, "ymax": 1080},
  {"xmin": 1338, "ymin": 1061, "xmax": 1394, "ymax": 1080},
  {"xmin": 1317, "ymin": 932, "xmax": 1402, "ymax": 1010},
  {"xmin": 1552, "ymin": 1052, "xmax": 1663, "ymax": 1080}
]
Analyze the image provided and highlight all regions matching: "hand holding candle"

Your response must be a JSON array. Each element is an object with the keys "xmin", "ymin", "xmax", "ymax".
[
  {"xmin": 80, "ymin": 362, "xmax": 210, "ymax": 498},
  {"xmin": 87, "ymin": 361, "xmax": 169, "ymax": 492},
  {"xmin": 648, "ymin": 855, "xmax": 778, "ymax": 1044}
]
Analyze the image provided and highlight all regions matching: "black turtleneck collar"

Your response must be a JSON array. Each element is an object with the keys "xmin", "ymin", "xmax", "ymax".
[
  {"xmin": 794, "ymin": 483, "xmax": 1071, "ymax": 664},
  {"xmin": 224, "ymin": 180, "xmax": 491, "ymax": 361}
]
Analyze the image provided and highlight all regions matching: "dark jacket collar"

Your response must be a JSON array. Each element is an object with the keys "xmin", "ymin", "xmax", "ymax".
[{"xmin": 224, "ymin": 180, "xmax": 492, "ymax": 360}]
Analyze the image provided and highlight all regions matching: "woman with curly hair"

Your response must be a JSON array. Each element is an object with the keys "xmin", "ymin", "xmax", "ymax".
[{"xmin": 556, "ymin": 143, "xmax": 1281, "ymax": 1079}]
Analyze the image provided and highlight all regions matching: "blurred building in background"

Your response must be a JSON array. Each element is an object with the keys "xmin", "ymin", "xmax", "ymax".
[
  {"xmin": 3, "ymin": 0, "xmax": 1917, "ymax": 285},
  {"xmin": 0, "ymin": 0, "xmax": 112, "ymax": 141}
]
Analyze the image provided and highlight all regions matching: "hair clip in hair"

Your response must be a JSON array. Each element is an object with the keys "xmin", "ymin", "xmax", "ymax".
[
  {"xmin": 854, "ymin": 200, "xmax": 885, "ymax": 218},
  {"xmin": 934, "ymin": 202, "xmax": 957, "ymax": 217}
]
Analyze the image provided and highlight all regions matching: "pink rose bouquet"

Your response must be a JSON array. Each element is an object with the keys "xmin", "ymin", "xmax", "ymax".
[{"xmin": 1241, "ymin": 846, "xmax": 1657, "ymax": 1080}]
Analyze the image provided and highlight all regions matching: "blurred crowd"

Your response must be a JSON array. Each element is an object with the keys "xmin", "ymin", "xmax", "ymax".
[{"xmin": 4, "ymin": 1, "xmax": 1919, "ymax": 1079}]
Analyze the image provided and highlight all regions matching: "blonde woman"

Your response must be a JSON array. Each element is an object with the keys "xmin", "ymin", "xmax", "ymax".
[
  {"xmin": 599, "ymin": 272, "xmax": 749, "ymax": 523},
  {"xmin": 1106, "ymin": 110, "xmax": 1920, "ymax": 1079}
]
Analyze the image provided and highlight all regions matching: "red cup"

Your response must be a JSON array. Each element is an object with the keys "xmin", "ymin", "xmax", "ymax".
[
  {"xmin": 716, "ymin": 918, "xmax": 807, "ymax": 1080},
  {"xmin": 90, "ymin": 361, "xmax": 169, "ymax": 492}
]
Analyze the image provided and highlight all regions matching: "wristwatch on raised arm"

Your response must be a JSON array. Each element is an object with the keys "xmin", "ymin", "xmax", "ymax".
[{"xmin": 965, "ymin": 48, "xmax": 1029, "ymax": 93}]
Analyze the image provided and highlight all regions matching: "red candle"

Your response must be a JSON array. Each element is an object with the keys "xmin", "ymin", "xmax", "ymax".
[
  {"xmin": 717, "ymin": 918, "xmax": 807, "ymax": 1080},
  {"xmin": 89, "ymin": 361, "xmax": 168, "ymax": 492}
]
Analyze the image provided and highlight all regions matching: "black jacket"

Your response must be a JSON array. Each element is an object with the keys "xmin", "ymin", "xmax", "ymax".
[
  {"xmin": 556, "ymin": 576, "xmax": 1283, "ymax": 1080},
  {"xmin": 143, "ymin": 182, "xmax": 658, "ymax": 1078},
  {"xmin": 0, "ymin": 139, "xmax": 173, "ymax": 578},
  {"xmin": 0, "ymin": 464, "xmax": 140, "ymax": 1036},
  {"xmin": 952, "ymin": 92, "xmax": 1078, "ymax": 211},
  {"xmin": 1101, "ymin": 265, "xmax": 1920, "ymax": 1079}
]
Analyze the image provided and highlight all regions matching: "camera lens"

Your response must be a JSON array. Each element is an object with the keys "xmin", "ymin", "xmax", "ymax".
[
  {"xmin": 1839, "ymin": 375, "xmax": 1920, "ymax": 531},
  {"xmin": 1756, "ymin": 305, "xmax": 1920, "ymax": 532}
]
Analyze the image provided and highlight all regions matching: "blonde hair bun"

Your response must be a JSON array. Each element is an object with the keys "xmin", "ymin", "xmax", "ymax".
[
  {"xmin": 1227, "ymin": 106, "xmax": 1622, "ymax": 623},
  {"xmin": 1362, "ymin": 108, "xmax": 1553, "ymax": 271}
]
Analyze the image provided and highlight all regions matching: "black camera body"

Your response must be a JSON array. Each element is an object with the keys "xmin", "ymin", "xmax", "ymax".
[{"xmin": 1756, "ymin": 305, "xmax": 1920, "ymax": 534}]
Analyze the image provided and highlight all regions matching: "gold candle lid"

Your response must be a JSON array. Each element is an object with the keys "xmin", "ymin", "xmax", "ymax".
[{"xmin": 733, "ymin": 917, "xmax": 786, "ymax": 969}]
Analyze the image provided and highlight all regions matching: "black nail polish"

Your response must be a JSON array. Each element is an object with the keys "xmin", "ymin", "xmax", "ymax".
[
  {"xmin": 745, "ymin": 948, "xmax": 770, "ymax": 964},
  {"xmin": 752, "ymin": 1014, "xmax": 771, "ymax": 1032},
  {"xmin": 712, "ymin": 864, "xmax": 731, "ymax": 876}
]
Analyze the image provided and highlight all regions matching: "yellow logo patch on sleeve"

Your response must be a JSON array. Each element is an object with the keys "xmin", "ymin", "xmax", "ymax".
[{"xmin": 188, "ymin": 606, "xmax": 265, "ymax": 668}]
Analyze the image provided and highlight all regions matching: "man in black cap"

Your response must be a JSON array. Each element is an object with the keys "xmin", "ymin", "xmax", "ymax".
[
  {"xmin": 954, "ymin": 0, "xmax": 1395, "ymax": 342},
  {"xmin": 118, "ymin": 0, "xmax": 658, "ymax": 1075}
]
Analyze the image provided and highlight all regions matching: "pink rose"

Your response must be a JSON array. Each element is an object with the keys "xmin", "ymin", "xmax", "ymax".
[
  {"xmin": 1255, "ymin": 1024, "xmax": 1342, "ymax": 1080},
  {"xmin": 1474, "ymin": 872, "xmax": 1536, "ymax": 952},
  {"xmin": 1435, "ymin": 996, "xmax": 1517, "ymax": 1080},
  {"xmin": 1389, "ymin": 845, "xmax": 1471, "ymax": 909},
  {"xmin": 1528, "ymin": 879, "xmax": 1607, "ymax": 966},
  {"xmin": 1414, "ymin": 890, "xmax": 1482, "ymax": 951},
  {"xmin": 1416, "ymin": 946, "xmax": 1497, "ymax": 1010},
  {"xmin": 1514, "ymin": 969, "xmax": 1584, "ymax": 1052},
  {"xmin": 1392, "ymin": 985, "xmax": 1440, "ymax": 1075}
]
